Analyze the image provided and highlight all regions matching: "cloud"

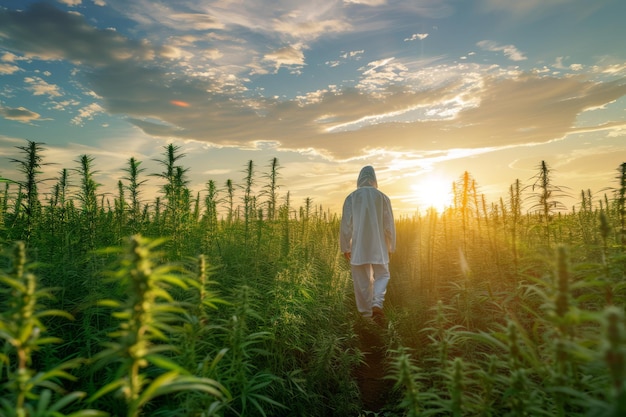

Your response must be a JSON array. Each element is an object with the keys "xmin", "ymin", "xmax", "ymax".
[
  {"xmin": 59, "ymin": 0, "xmax": 83, "ymax": 6},
  {"xmin": 0, "ymin": 52, "xmax": 24, "ymax": 75},
  {"xmin": 362, "ymin": 58, "xmax": 397, "ymax": 75},
  {"xmin": 477, "ymin": 40, "xmax": 527, "ymax": 61},
  {"xmin": 59, "ymin": 35, "xmax": 626, "ymax": 163},
  {"xmin": 71, "ymin": 102, "xmax": 105, "ymax": 125},
  {"xmin": 341, "ymin": 50, "xmax": 364, "ymax": 59},
  {"xmin": 344, "ymin": 0, "xmax": 388, "ymax": 5},
  {"xmin": 24, "ymin": 77, "xmax": 62, "ymax": 97},
  {"xmin": 272, "ymin": 18, "xmax": 351, "ymax": 40},
  {"xmin": 405, "ymin": 33, "xmax": 429, "ymax": 41},
  {"xmin": 2, "ymin": 1, "xmax": 625, "ymax": 166},
  {"xmin": 329, "ymin": 50, "xmax": 364, "ymax": 67},
  {"xmin": 1, "ymin": 52, "xmax": 20, "ymax": 62},
  {"xmin": 106, "ymin": 0, "xmax": 352, "ymax": 43},
  {"xmin": 0, "ymin": 63, "xmax": 20, "ymax": 75},
  {"xmin": 0, "ymin": 3, "xmax": 165, "ymax": 65},
  {"xmin": 168, "ymin": 12, "xmax": 225, "ymax": 31},
  {"xmin": 263, "ymin": 45, "xmax": 306, "ymax": 71},
  {"xmin": 357, "ymin": 58, "xmax": 410, "ymax": 92},
  {"xmin": 0, "ymin": 106, "xmax": 41, "ymax": 123}
]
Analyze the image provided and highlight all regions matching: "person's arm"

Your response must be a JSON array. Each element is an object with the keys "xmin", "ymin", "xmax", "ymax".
[
  {"xmin": 340, "ymin": 194, "xmax": 353, "ymax": 257},
  {"xmin": 383, "ymin": 194, "xmax": 396, "ymax": 254}
]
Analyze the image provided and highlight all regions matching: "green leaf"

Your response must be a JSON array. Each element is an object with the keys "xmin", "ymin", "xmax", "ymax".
[
  {"xmin": 88, "ymin": 379, "xmax": 126, "ymax": 403},
  {"xmin": 35, "ymin": 389, "xmax": 52, "ymax": 416},
  {"xmin": 135, "ymin": 370, "xmax": 179, "ymax": 407},
  {"xmin": 48, "ymin": 391, "xmax": 86, "ymax": 412},
  {"xmin": 65, "ymin": 411, "xmax": 110, "ymax": 417},
  {"xmin": 145, "ymin": 354, "xmax": 188, "ymax": 373},
  {"xmin": 96, "ymin": 299, "xmax": 121, "ymax": 308},
  {"xmin": 37, "ymin": 309, "xmax": 75, "ymax": 320}
]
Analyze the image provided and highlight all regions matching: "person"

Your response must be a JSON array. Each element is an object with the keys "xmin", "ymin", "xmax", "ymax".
[{"xmin": 340, "ymin": 165, "xmax": 396, "ymax": 325}]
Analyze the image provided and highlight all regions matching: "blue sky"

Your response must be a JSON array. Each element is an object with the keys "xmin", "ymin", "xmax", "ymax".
[{"xmin": 1, "ymin": 0, "xmax": 625, "ymax": 215}]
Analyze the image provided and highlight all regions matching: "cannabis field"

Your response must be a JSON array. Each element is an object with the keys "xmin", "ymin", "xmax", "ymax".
[{"xmin": 1, "ymin": 141, "xmax": 625, "ymax": 417}]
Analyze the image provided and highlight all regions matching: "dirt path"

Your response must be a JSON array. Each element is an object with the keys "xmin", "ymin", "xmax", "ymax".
[{"xmin": 354, "ymin": 320, "xmax": 394, "ymax": 412}]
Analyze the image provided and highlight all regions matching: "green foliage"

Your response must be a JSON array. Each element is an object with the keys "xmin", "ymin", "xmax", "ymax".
[
  {"xmin": 0, "ymin": 241, "xmax": 106, "ymax": 417},
  {"xmin": 1, "ymin": 142, "xmax": 625, "ymax": 416},
  {"xmin": 8, "ymin": 141, "xmax": 49, "ymax": 242},
  {"xmin": 89, "ymin": 235, "xmax": 228, "ymax": 417}
]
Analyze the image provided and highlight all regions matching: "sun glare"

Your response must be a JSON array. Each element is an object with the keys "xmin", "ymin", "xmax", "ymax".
[{"xmin": 411, "ymin": 176, "xmax": 454, "ymax": 213}]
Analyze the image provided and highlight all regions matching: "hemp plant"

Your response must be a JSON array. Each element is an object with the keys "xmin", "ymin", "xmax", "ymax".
[
  {"xmin": 9, "ymin": 141, "xmax": 50, "ymax": 242},
  {"xmin": 525, "ymin": 160, "xmax": 570, "ymax": 246},
  {"xmin": 0, "ymin": 241, "xmax": 106, "ymax": 417},
  {"xmin": 89, "ymin": 235, "xmax": 228, "ymax": 417}
]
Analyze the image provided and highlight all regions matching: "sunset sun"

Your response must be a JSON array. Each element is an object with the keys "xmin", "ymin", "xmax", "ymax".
[{"xmin": 411, "ymin": 176, "xmax": 454, "ymax": 213}]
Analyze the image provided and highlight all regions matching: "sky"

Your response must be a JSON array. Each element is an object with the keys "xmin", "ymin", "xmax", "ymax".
[{"xmin": 1, "ymin": 0, "xmax": 625, "ymax": 217}]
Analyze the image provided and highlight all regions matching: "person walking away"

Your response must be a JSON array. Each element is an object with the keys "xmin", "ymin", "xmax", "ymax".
[{"xmin": 340, "ymin": 166, "xmax": 396, "ymax": 325}]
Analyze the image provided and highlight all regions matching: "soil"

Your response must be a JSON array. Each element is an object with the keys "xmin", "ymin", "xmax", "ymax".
[{"xmin": 354, "ymin": 318, "xmax": 395, "ymax": 412}]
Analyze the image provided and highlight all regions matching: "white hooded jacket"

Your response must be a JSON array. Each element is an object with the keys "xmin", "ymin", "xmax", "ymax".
[{"xmin": 340, "ymin": 166, "xmax": 396, "ymax": 265}]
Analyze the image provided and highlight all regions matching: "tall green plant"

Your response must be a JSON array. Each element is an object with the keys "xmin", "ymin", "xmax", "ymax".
[
  {"xmin": 526, "ymin": 161, "xmax": 569, "ymax": 246},
  {"xmin": 9, "ymin": 141, "xmax": 49, "ymax": 242},
  {"xmin": 89, "ymin": 235, "xmax": 227, "ymax": 417},
  {"xmin": 508, "ymin": 179, "xmax": 523, "ymax": 271},
  {"xmin": 114, "ymin": 180, "xmax": 127, "ymax": 240},
  {"xmin": 452, "ymin": 171, "xmax": 476, "ymax": 252},
  {"xmin": 74, "ymin": 155, "xmax": 100, "ymax": 254},
  {"xmin": 599, "ymin": 306, "xmax": 626, "ymax": 415},
  {"xmin": 261, "ymin": 157, "xmax": 281, "ymax": 222},
  {"xmin": 203, "ymin": 180, "xmax": 219, "ymax": 234},
  {"xmin": 614, "ymin": 162, "xmax": 626, "ymax": 249},
  {"xmin": 151, "ymin": 144, "xmax": 186, "ymax": 208},
  {"xmin": 385, "ymin": 347, "xmax": 426, "ymax": 417},
  {"xmin": 151, "ymin": 145, "xmax": 190, "ymax": 255},
  {"xmin": 242, "ymin": 160, "xmax": 255, "ymax": 241},
  {"xmin": 206, "ymin": 285, "xmax": 284, "ymax": 417},
  {"xmin": 279, "ymin": 192, "xmax": 291, "ymax": 258},
  {"xmin": 0, "ymin": 241, "xmax": 106, "ymax": 417},
  {"xmin": 224, "ymin": 179, "xmax": 235, "ymax": 226},
  {"xmin": 122, "ymin": 157, "xmax": 146, "ymax": 233},
  {"xmin": 0, "ymin": 181, "xmax": 8, "ymax": 234}
]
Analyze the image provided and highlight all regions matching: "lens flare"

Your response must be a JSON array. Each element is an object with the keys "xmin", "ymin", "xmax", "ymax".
[{"xmin": 170, "ymin": 100, "xmax": 190, "ymax": 107}]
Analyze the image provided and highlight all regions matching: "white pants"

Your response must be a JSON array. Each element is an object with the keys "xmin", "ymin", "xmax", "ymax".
[{"xmin": 351, "ymin": 263, "xmax": 390, "ymax": 317}]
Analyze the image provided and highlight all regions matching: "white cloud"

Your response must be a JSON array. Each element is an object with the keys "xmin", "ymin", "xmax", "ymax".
[
  {"xmin": 405, "ymin": 33, "xmax": 429, "ymax": 41},
  {"xmin": 272, "ymin": 18, "xmax": 351, "ymax": 40},
  {"xmin": 24, "ymin": 77, "xmax": 62, "ymax": 97},
  {"xmin": 0, "ymin": 64, "xmax": 20, "ymax": 75},
  {"xmin": 2, "ymin": 52, "xmax": 23, "ymax": 63},
  {"xmin": 477, "ymin": 40, "xmax": 527, "ymax": 61},
  {"xmin": 263, "ymin": 45, "xmax": 306, "ymax": 71},
  {"xmin": 597, "ymin": 63, "xmax": 626, "ymax": 75},
  {"xmin": 51, "ymin": 99, "xmax": 81, "ymax": 111},
  {"xmin": 71, "ymin": 102, "xmax": 105, "ymax": 125},
  {"xmin": 340, "ymin": 50, "xmax": 364, "ymax": 59},
  {"xmin": 344, "ymin": 0, "xmax": 387, "ymax": 5},
  {"xmin": 362, "ymin": 57, "xmax": 396, "ymax": 75}
]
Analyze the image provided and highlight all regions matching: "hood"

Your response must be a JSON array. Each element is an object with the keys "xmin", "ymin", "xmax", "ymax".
[{"xmin": 357, "ymin": 166, "xmax": 378, "ymax": 188}]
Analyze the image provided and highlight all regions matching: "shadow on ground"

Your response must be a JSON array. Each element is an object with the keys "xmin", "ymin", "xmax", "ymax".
[{"xmin": 353, "ymin": 318, "xmax": 395, "ymax": 413}]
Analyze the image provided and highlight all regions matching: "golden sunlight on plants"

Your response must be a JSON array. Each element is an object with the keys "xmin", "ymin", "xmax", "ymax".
[{"xmin": 1, "ymin": 141, "xmax": 625, "ymax": 416}]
